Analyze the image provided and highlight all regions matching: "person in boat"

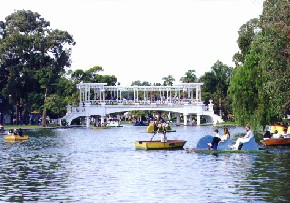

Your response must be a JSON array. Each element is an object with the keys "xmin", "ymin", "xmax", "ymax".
[
  {"xmin": 231, "ymin": 125, "xmax": 254, "ymax": 150},
  {"xmin": 160, "ymin": 121, "xmax": 167, "ymax": 142},
  {"xmin": 263, "ymin": 131, "xmax": 272, "ymax": 139},
  {"xmin": 208, "ymin": 129, "xmax": 221, "ymax": 150},
  {"xmin": 281, "ymin": 129, "xmax": 289, "ymax": 138},
  {"xmin": 13, "ymin": 129, "xmax": 18, "ymax": 135},
  {"xmin": 0, "ymin": 125, "xmax": 4, "ymax": 133},
  {"xmin": 8, "ymin": 129, "xmax": 13, "ymax": 135},
  {"xmin": 153, "ymin": 121, "xmax": 158, "ymax": 132},
  {"xmin": 18, "ymin": 128, "xmax": 24, "ymax": 137},
  {"xmin": 272, "ymin": 130, "xmax": 281, "ymax": 139},
  {"xmin": 220, "ymin": 127, "xmax": 230, "ymax": 141},
  {"xmin": 165, "ymin": 121, "xmax": 171, "ymax": 131}
]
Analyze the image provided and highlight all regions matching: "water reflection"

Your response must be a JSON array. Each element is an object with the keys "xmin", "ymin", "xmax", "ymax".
[{"xmin": 0, "ymin": 125, "xmax": 289, "ymax": 202}]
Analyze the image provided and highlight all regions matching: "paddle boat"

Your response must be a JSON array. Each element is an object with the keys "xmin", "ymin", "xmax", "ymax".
[
  {"xmin": 107, "ymin": 118, "xmax": 123, "ymax": 127},
  {"xmin": 4, "ymin": 134, "xmax": 29, "ymax": 141},
  {"xmin": 92, "ymin": 126, "xmax": 111, "ymax": 130},
  {"xmin": 260, "ymin": 138, "xmax": 290, "ymax": 146},
  {"xmin": 134, "ymin": 140, "xmax": 187, "ymax": 150},
  {"xmin": 186, "ymin": 135, "xmax": 266, "ymax": 154},
  {"xmin": 133, "ymin": 120, "xmax": 148, "ymax": 126}
]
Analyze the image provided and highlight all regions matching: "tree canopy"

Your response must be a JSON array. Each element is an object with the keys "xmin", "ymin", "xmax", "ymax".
[{"xmin": 229, "ymin": 0, "xmax": 290, "ymax": 128}]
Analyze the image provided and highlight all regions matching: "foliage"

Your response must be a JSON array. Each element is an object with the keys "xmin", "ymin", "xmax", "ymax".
[
  {"xmin": 162, "ymin": 75, "xmax": 175, "ymax": 86},
  {"xmin": 199, "ymin": 60, "xmax": 233, "ymax": 118},
  {"xmin": 69, "ymin": 66, "xmax": 118, "ymax": 85},
  {"xmin": 0, "ymin": 10, "xmax": 75, "ymax": 125},
  {"xmin": 229, "ymin": 0, "xmax": 290, "ymax": 128},
  {"xmin": 180, "ymin": 69, "xmax": 197, "ymax": 83}
]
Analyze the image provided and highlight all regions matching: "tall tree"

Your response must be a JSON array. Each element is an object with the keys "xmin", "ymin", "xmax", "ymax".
[
  {"xmin": 232, "ymin": 18, "xmax": 260, "ymax": 67},
  {"xmin": 229, "ymin": 0, "xmax": 290, "ymax": 128},
  {"xmin": 199, "ymin": 60, "xmax": 233, "ymax": 117},
  {"xmin": 180, "ymin": 69, "xmax": 197, "ymax": 83},
  {"xmin": 0, "ymin": 10, "xmax": 75, "ymax": 126},
  {"xmin": 162, "ymin": 75, "xmax": 175, "ymax": 86}
]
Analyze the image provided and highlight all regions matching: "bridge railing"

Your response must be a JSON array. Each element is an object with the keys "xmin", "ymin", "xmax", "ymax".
[{"xmin": 80, "ymin": 99, "xmax": 202, "ymax": 106}]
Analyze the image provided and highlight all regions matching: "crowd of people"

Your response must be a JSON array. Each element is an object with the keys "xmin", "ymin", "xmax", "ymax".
[
  {"xmin": 264, "ymin": 128, "xmax": 289, "ymax": 139},
  {"xmin": 208, "ymin": 126, "xmax": 256, "ymax": 150}
]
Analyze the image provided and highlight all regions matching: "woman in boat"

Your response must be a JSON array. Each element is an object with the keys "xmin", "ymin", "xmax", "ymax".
[
  {"xmin": 221, "ymin": 127, "xmax": 230, "ymax": 141},
  {"xmin": 281, "ymin": 129, "xmax": 289, "ymax": 138},
  {"xmin": 8, "ymin": 129, "xmax": 13, "ymax": 135},
  {"xmin": 272, "ymin": 130, "xmax": 281, "ymax": 139},
  {"xmin": 208, "ymin": 129, "xmax": 221, "ymax": 150},
  {"xmin": 13, "ymin": 129, "xmax": 18, "ymax": 135}
]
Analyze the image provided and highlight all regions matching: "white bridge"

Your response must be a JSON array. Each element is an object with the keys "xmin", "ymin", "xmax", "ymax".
[{"xmin": 61, "ymin": 82, "xmax": 223, "ymax": 127}]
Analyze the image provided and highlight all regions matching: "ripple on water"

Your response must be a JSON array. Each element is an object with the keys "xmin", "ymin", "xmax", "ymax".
[{"xmin": 0, "ymin": 126, "xmax": 290, "ymax": 202}]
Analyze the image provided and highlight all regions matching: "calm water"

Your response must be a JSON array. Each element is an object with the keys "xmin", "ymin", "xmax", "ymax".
[{"xmin": 0, "ymin": 125, "xmax": 290, "ymax": 203}]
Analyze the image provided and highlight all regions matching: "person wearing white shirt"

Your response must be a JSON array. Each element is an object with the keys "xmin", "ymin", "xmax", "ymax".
[
  {"xmin": 281, "ymin": 129, "xmax": 289, "ymax": 138},
  {"xmin": 272, "ymin": 130, "xmax": 281, "ymax": 139},
  {"xmin": 232, "ymin": 126, "xmax": 254, "ymax": 150}
]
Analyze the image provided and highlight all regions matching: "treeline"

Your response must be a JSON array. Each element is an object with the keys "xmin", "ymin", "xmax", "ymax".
[{"xmin": 0, "ymin": 0, "xmax": 289, "ymax": 128}]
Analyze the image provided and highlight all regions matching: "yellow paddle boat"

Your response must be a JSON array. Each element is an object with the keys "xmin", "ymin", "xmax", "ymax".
[
  {"xmin": 92, "ymin": 126, "xmax": 111, "ymax": 130},
  {"xmin": 4, "ymin": 135, "xmax": 29, "ymax": 141},
  {"xmin": 134, "ymin": 140, "xmax": 187, "ymax": 150}
]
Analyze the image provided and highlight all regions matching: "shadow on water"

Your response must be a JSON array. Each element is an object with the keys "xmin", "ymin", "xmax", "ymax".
[{"xmin": 0, "ymin": 125, "xmax": 289, "ymax": 202}]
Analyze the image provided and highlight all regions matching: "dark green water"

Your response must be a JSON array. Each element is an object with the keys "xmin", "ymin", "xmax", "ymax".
[{"xmin": 0, "ymin": 125, "xmax": 289, "ymax": 202}]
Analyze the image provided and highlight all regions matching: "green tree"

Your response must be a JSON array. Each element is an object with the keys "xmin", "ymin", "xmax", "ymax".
[
  {"xmin": 0, "ymin": 10, "xmax": 75, "ymax": 126},
  {"xmin": 229, "ymin": 0, "xmax": 289, "ymax": 128},
  {"xmin": 180, "ymin": 69, "xmax": 197, "ymax": 83},
  {"xmin": 199, "ymin": 60, "xmax": 233, "ymax": 118},
  {"xmin": 232, "ymin": 18, "xmax": 260, "ymax": 67},
  {"xmin": 162, "ymin": 75, "xmax": 175, "ymax": 86},
  {"xmin": 70, "ymin": 66, "xmax": 117, "ymax": 85}
]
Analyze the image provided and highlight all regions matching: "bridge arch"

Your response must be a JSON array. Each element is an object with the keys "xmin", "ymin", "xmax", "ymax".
[{"xmin": 61, "ymin": 83, "xmax": 223, "ymax": 127}]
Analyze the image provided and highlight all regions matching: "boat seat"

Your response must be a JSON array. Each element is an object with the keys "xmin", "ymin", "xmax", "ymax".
[
  {"xmin": 240, "ymin": 137, "xmax": 258, "ymax": 150},
  {"xmin": 196, "ymin": 135, "xmax": 213, "ymax": 149},
  {"xmin": 217, "ymin": 139, "xmax": 233, "ymax": 150}
]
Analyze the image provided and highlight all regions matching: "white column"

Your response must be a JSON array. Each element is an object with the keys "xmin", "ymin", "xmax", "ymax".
[
  {"xmin": 101, "ymin": 116, "xmax": 105, "ymax": 126},
  {"xmin": 86, "ymin": 116, "xmax": 90, "ymax": 128},
  {"xmin": 196, "ymin": 115, "xmax": 201, "ymax": 125},
  {"xmin": 183, "ymin": 114, "xmax": 188, "ymax": 126},
  {"xmin": 176, "ymin": 113, "xmax": 180, "ymax": 126},
  {"xmin": 189, "ymin": 115, "xmax": 192, "ymax": 125}
]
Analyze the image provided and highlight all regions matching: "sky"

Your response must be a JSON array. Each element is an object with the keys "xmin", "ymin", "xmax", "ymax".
[{"xmin": 0, "ymin": 0, "xmax": 264, "ymax": 85}]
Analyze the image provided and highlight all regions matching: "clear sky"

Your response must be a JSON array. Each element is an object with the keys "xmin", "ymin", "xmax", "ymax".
[{"xmin": 1, "ymin": 0, "xmax": 264, "ymax": 85}]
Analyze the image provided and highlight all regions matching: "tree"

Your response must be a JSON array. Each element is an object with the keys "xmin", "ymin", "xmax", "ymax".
[
  {"xmin": 162, "ymin": 75, "xmax": 175, "ymax": 86},
  {"xmin": 199, "ymin": 60, "xmax": 233, "ymax": 117},
  {"xmin": 229, "ymin": 0, "xmax": 290, "ymax": 128},
  {"xmin": 0, "ymin": 10, "xmax": 75, "ymax": 126},
  {"xmin": 232, "ymin": 18, "xmax": 260, "ymax": 67},
  {"xmin": 70, "ymin": 66, "xmax": 118, "ymax": 85},
  {"xmin": 180, "ymin": 69, "xmax": 197, "ymax": 83}
]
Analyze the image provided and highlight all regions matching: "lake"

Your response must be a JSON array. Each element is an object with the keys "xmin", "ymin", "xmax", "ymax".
[{"xmin": 0, "ymin": 125, "xmax": 289, "ymax": 202}]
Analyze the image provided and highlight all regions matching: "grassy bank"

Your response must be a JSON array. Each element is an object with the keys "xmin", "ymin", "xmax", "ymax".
[{"xmin": 2, "ymin": 125, "xmax": 62, "ymax": 130}]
